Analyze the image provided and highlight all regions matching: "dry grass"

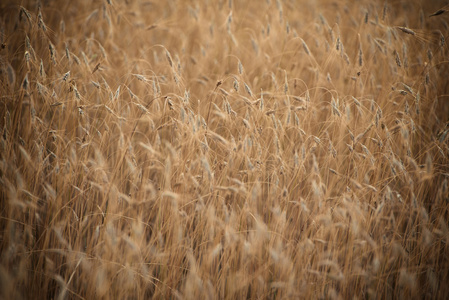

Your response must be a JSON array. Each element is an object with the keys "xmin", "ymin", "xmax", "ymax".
[{"xmin": 1, "ymin": 0, "xmax": 449, "ymax": 299}]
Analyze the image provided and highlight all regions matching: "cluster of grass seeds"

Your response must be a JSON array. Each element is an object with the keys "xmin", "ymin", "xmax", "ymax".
[{"xmin": 1, "ymin": 0, "xmax": 449, "ymax": 299}]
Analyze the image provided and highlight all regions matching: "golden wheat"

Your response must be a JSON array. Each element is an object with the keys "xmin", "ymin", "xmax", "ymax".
[{"xmin": 1, "ymin": 0, "xmax": 449, "ymax": 299}]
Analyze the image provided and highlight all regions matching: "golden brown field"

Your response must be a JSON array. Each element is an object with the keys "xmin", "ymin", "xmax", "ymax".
[{"xmin": 1, "ymin": 0, "xmax": 449, "ymax": 298}]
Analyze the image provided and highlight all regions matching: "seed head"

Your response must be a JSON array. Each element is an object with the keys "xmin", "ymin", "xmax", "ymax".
[
  {"xmin": 62, "ymin": 71, "xmax": 70, "ymax": 81},
  {"xmin": 397, "ymin": 26, "xmax": 415, "ymax": 36}
]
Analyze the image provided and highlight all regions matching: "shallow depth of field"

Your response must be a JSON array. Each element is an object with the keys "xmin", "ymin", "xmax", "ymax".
[{"xmin": 1, "ymin": 0, "xmax": 449, "ymax": 298}]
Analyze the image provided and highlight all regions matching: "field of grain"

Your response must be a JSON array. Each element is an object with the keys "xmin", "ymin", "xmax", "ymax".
[{"xmin": 1, "ymin": 0, "xmax": 449, "ymax": 298}]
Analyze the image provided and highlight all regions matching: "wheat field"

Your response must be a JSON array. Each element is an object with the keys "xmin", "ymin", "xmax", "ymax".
[{"xmin": 1, "ymin": 0, "xmax": 449, "ymax": 299}]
